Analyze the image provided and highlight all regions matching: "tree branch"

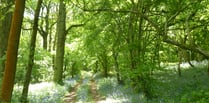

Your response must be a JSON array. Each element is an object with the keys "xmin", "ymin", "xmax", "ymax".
[
  {"xmin": 66, "ymin": 23, "xmax": 84, "ymax": 34},
  {"xmin": 83, "ymin": 8, "xmax": 137, "ymax": 14},
  {"xmin": 163, "ymin": 38, "xmax": 209, "ymax": 59},
  {"xmin": 82, "ymin": 3, "xmax": 209, "ymax": 59},
  {"xmin": 83, "ymin": 8, "xmax": 161, "ymax": 31}
]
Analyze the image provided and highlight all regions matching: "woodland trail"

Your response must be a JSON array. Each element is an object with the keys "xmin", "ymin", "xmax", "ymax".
[
  {"xmin": 63, "ymin": 80, "xmax": 81, "ymax": 103},
  {"xmin": 89, "ymin": 79, "xmax": 105, "ymax": 103},
  {"xmin": 63, "ymin": 77, "xmax": 105, "ymax": 103}
]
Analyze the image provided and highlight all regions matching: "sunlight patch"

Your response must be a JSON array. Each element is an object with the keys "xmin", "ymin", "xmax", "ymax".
[
  {"xmin": 29, "ymin": 82, "xmax": 54, "ymax": 92},
  {"xmin": 180, "ymin": 62, "xmax": 191, "ymax": 69},
  {"xmin": 97, "ymin": 98, "xmax": 128, "ymax": 103},
  {"xmin": 163, "ymin": 60, "xmax": 208, "ymax": 70}
]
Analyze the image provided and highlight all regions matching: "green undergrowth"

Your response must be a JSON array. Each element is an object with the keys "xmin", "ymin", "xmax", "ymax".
[
  {"xmin": 150, "ymin": 61, "xmax": 209, "ymax": 103},
  {"xmin": 12, "ymin": 82, "xmax": 67, "ymax": 103},
  {"xmin": 93, "ymin": 61, "xmax": 209, "ymax": 103},
  {"xmin": 8, "ymin": 61, "xmax": 209, "ymax": 103},
  {"xmin": 96, "ymin": 77, "xmax": 146, "ymax": 103},
  {"xmin": 11, "ymin": 77, "xmax": 79, "ymax": 103}
]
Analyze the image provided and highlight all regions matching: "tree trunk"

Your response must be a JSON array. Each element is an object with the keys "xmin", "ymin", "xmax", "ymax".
[
  {"xmin": 38, "ymin": 2, "xmax": 51, "ymax": 50},
  {"xmin": 53, "ymin": 0, "xmax": 66, "ymax": 85},
  {"xmin": 0, "ymin": 0, "xmax": 26, "ymax": 102},
  {"xmin": 20, "ymin": 0, "xmax": 42, "ymax": 102},
  {"xmin": 94, "ymin": 61, "xmax": 98, "ymax": 73},
  {"xmin": 113, "ymin": 52, "xmax": 121, "ymax": 83},
  {"xmin": 42, "ymin": 34, "xmax": 48, "ymax": 50},
  {"xmin": 0, "ymin": 0, "xmax": 13, "ymax": 78},
  {"xmin": 100, "ymin": 53, "xmax": 108, "ymax": 78},
  {"xmin": 208, "ymin": 60, "xmax": 209, "ymax": 76},
  {"xmin": 71, "ymin": 62, "xmax": 76, "ymax": 78},
  {"xmin": 178, "ymin": 48, "xmax": 182, "ymax": 77}
]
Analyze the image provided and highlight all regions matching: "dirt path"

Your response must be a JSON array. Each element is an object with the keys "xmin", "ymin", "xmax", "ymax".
[
  {"xmin": 63, "ymin": 80, "xmax": 81, "ymax": 103},
  {"xmin": 89, "ymin": 79, "xmax": 105, "ymax": 103},
  {"xmin": 63, "ymin": 78, "xmax": 105, "ymax": 103}
]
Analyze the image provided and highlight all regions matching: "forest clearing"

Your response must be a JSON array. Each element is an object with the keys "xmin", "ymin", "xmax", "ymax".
[{"xmin": 0, "ymin": 0, "xmax": 209, "ymax": 103}]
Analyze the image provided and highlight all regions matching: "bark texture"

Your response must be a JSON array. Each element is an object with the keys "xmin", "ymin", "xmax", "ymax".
[
  {"xmin": 53, "ymin": 0, "xmax": 66, "ymax": 84},
  {"xmin": 21, "ymin": 0, "xmax": 42, "ymax": 102},
  {"xmin": 0, "ymin": 0, "xmax": 26, "ymax": 102}
]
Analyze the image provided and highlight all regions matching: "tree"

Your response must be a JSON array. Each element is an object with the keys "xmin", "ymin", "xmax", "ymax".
[
  {"xmin": 80, "ymin": 1, "xmax": 209, "ymax": 98},
  {"xmin": 21, "ymin": 0, "xmax": 42, "ymax": 102},
  {"xmin": 0, "ymin": 0, "xmax": 26, "ymax": 102},
  {"xmin": 53, "ymin": 0, "xmax": 66, "ymax": 84},
  {"xmin": 53, "ymin": 0, "xmax": 85, "ymax": 84},
  {"xmin": 38, "ymin": 1, "xmax": 57, "ymax": 50}
]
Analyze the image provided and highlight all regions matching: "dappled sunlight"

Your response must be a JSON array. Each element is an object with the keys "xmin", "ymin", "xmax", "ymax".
[
  {"xmin": 81, "ymin": 70, "xmax": 93, "ymax": 78},
  {"xmin": 28, "ymin": 82, "xmax": 54, "ymax": 93},
  {"xmin": 64, "ymin": 78, "xmax": 78, "ymax": 87},
  {"xmin": 97, "ymin": 92, "xmax": 145, "ymax": 103},
  {"xmin": 96, "ymin": 77, "xmax": 146, "ymax": 103},
  {"xmin": 12, "ymin": 82, "xmax": 69, "ymax": 102},
  {"xmin": 97, "ymin": 98, "xmax": 128, "ymax": 103},
  {"xmin": 192, "ymin": 60, "xmax": 208, "ymax": 68},
  {"xmin": 162, "ymin": 60, "xmax": 208, "ymax": 70}
]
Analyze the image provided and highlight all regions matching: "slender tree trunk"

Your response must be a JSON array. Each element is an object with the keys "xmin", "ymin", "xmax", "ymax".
[
  {"xmin": 178, "ymin": 48, "xmax": 182, "ymax": 77},
  {"xmin": 20, "ymin": 0, "xmax": 42, "ymax": 102},
  {"xmin": 71, "ymin": 62, "xmax": 76, "ymax": 78},
  {"xmin": 42, "ymin": 34, "xmax": 48, "ymax": 49},
  {"xmin": 208, "ymin": 60, "xmax": 209, "ymax": 76},
  {"xmin": 94, "ymin": 61, "xmax": 98, "ymax": 73},
  {"xmin": 53, "ymin": 0, "xmax": 66, "ymax": 85},
  {"xmin": 113, "ymin": 52, "xmax": 121, "ymax": 83},
  {"xmin": 0, "ymin": 0, "xmax": 13, "ymax": 78},
  {"xmin": 48, "ymin": 30, "xmax": 52, "ymax": 52},
  {"xmin": 100, "ymin": 53, "xmax": 108, "ymax": 78},
  {"xmin": 38, "ymin": 3, "xmax": 51, "ymax": 50},
  {"xmin": 0, "ymin": 0, "xmax": 26, "ymax": 102}
]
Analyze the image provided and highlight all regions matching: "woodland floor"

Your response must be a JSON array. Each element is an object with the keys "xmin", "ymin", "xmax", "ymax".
[
  {"xmin": 62, "ymin": 60, "xmax": 209, "ymax": 103},
  {"xmin": 63, "ymin": 80, "xmax": 81, "ymax": 103},
  {"xmin": 63, "ymin": 77, "xmax": 105, "ymax": 103},
  {"xmin": 10, "ymin": 60, "xmax": 208, "ymax": 102}
]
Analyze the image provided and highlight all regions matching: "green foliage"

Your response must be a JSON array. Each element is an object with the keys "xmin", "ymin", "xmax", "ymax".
[
  {"xmin": 16, "ymin": 32, "xmax": 54, "ymax": 83},
  {"xmin": 7, "ymin": 0, "xmax": 209, "ymax": 102},
  {"xmin": 33, "ymin": 48, "xmax": 53, "ymax": 82},
  {"xmin": 181, "ymin": 90, "xmax": 209, "ymax": 103},
  {"xmin": 0, "ymin": 2, "xmax": 14, "ymax": 20},
  {"xmin": 17, "ymin": 46, "xmax": 53, "ymax": 83},
  {"xmin": 0, "ymin": 54, "xmax": 6, "ymax": 69}
]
